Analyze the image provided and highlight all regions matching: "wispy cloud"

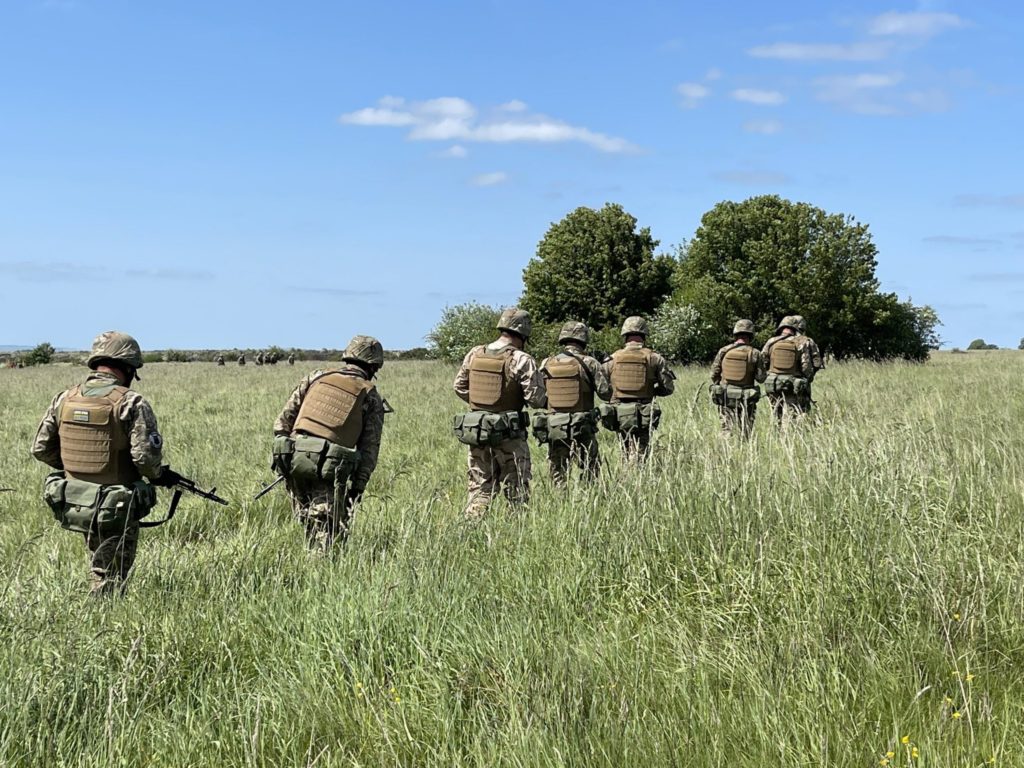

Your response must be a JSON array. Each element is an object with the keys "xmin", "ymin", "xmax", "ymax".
[
  {"xmin": 439, "ymin": 144, "xmax": 468, "ymax": 159},
  {"xmin": 748, "ymin": 41, "xmax": 892, "ymax": 61},
  {"xmin": 954, "ymin": 194, "xmax": 1024, "ymax": 209},
  {"xmin": 868, "ymin": 11, "xmax": 967, "ymax": 38},
  {"xmin": 340, "ymin": 96, "xmax": 638, "ymax": 154},
  {"xmin": 705, "ymin": 67, "xmax": 723, "ymax": 81},
  {"xmin": 470, "ymin": 172, "xmax": 508, "ymax": 187},
  {"xmin": 743, "ymin": 119, "xmax": 783, "ymax": 135},
  {"xmin": 286, "ymin": 285, "xmax": 385, "ymax": 297},
  {"xmin": 126, "ymin": 267, "xmax": 214, "ymax": 281},
  {"xmin": 676, "ymin": 82, "xmax": 710, "ymax": 109},
  {"xmin": 966, "ymin": 272, "xmax": 1024, "ymax": 283},
  {"xmin": 0, "ymin": 261, "xmax": 213, "ymax": 283},
  {"xmin": 814, "ymin": 72, "xmax": 905, "ymax": 114},
  {"xmin": 731, "ymin": 88, "xmax": 786, "ymax": 106},
  {"xmin": 923, "ymin": 235, "xmax": 1002, "ymax": 252},
  {"xmin": 713, "ymin": 170, "xmax": 791, "ymax": 185}
]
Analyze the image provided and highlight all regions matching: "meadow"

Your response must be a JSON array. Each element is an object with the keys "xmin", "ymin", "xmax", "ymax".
[{"xmin": 0, "ymin": 352, "xmax": 1022, "ymax": 767}]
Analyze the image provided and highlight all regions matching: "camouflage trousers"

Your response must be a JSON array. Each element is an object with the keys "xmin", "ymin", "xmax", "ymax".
[
  {"xmin": 288, "ymin": 472, "xmax": 355, "ymax": 552},
  {"xmin": 767, "ymin": 393, "xmax": 811, "ymax": 425},
  {"xmin": 547, "ymin": 436, "xmax": 600, "ymax": 485},
  {"xmin": 84, "ymin": 523, "xmax": 139, "ymax": 596},
  {"xmin": 718, "ymin": 403, "xmax": 757, "ymax": 438},
  {"xmin": 465, "ymin": 438, "xmax": 531, "ymax": 519}
]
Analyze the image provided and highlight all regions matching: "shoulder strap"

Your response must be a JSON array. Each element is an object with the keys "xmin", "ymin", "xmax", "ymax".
[{"xmin": 562, "ymin": 349, "xmax": 596, "ymax": 392}]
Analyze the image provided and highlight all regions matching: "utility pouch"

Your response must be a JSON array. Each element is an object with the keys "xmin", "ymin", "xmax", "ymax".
[
  {"xmin": 791, "ymin": 378, "xmax": 809, "ymax": 396},
  {"xmin": 549, "ymin": 410, "xmax": 599, "ymax": 442},
  {"xmin": 547, "ymin": 412, "xmax": 573, "ymax": 442},
  {"xmin": 765, "ymin": 374, "xmax": 794, "ymax": 395},
  {"xmin": 272, "ymin": 435, "xmax": 295, "ymax": 475},
  {"xmin": 710, "ymin": 384, "xmax": 726, "ymax": 406},
  {"xmin": 640, "ymin": 402, "xmax": 662, "ymax": 431},
  {"xmin": 290, "ymin": 435, "xmax": 358, "ymax": 483},
  {"xmin": 322, "ymin": 441, "xmax": 360, "ymax": 480},
  {"xmin": 724, "ymin": 385, "xmax": 760, "ymax": 408},
  {"xmin": 532, "ymin": 412, "xmax": 550, "ymax": 444},
  {"xmin": 599, "ymin": 403, "xmax": 619, "ymax": 431},
  {"xmin": 43, "ymin": 471, "xmax": 67, "ymax": 520},
  {"xmin": 453, "ymin": 411, "xmax": 526, "ymax": 446},
  {"xmin": 453, "ymin": 411, "xmax": 487, "ymax": 446}
]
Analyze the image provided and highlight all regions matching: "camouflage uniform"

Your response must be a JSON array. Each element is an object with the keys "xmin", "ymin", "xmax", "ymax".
[
  {"xmin": 30, "ymin": 332, "xmax": 165, "ymax": 595},
  {"xmin": 602, "ymin": 317, "xmax": 675, "ymax": 460},
  {"xmin": 215, "ymin": 355, "xmax": 225, "ymax": 366},
  {"xmin": 538, "ymin": 322, "xmax": 611, "ymax": 484},
  {"xmin": 791, "ymin": 315, "xmax": 825, "ymax": 397},
  {"xmin": 453, "ymin": 309, "xmax": 546, "ymax": 519},
  {"xmin": 762, "ymin": 316, "xmax": 816, "ymax": 424},
  {"xmin": 287, "ymin": 354, "xmax": 296, "ymax": 366},
  {"xmin": 274, "ymin": 338, "xmax": 386, "ymax": 551},
  {"xmin": 238, "ymin": 354, "xmax": 246, "ymax": 366},
  {"xmin": 710, "ymin": 320, "xmax": 766, "ymax": 438}
]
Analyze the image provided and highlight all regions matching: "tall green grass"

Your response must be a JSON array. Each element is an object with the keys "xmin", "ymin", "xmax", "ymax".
[{"xmin": 0, "ymin": 353, "xmax": 1021, "ymax": 766}]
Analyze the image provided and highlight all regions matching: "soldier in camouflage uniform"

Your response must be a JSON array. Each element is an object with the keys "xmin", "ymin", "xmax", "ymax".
[
  {"xmin": 791, "ymin": 315, "xmax": 825, "ymax": 379},
  {"xmin": 215, "ymin": 354, "xmax": 225, "ymax": 366},
  {"xmin": 255, "ymin": 352, "xmax": 264, "ymax": 366},
  {"xmin": 287, "ymin": 353, "xmax": 296, "ymax": 366},
  {"xmin": 273, "ymin": 336, "xmax": 386, "ymax": 551},
  {"xmin": 537, "ymin": 321, "xmax": 611, "ymax": 484},
  {"xmin": 710, "ymin": 319, "xmax": 767, "ymax": 438},
  {"xmin": 30, "ymin": 331, "xmax": 180, "ymax": 596},
  {"xmin": 601, "ymin": 316, "xmax": 675, "ymax": 460},
  {"xmin": 762, "ymin": 316, "xmax": 816, "ymax": 424},
  {"xmin": 238, "ymin": 353, "xmax": 246, "ymax": 366},
  {"xmin": 453, "ymin": 308, "xmax": 546, "ymax": 519}
]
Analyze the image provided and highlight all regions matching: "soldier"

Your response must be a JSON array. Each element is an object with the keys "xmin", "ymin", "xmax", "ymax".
[
  {"xmin": 791, "ymin": 315, "xmax": 825, "ymax": 377},
  {"xmin": 238, "ymin": 353, "xmax": 246, "ymax": 366},
  {"xmin": 710, "ymin": 319, "xmax": 767, "ymax": 438},
  {"xmin": 762, "ymin": 316, "xmax": 816, "ymax": 424},
  {"xmin": 536, "ymin": 321, "xmax": 611, "ymax": 484},
  {"xmin": 30, "ymin": 331, "xmax": 182, "ymax": 596},
  {"xmin": 453, "ymin": 308, "xmax": 546, "ymax": 519},
  {"xmin": 255, "ymin": 352, "xmax": 264, "ymax": 366},
  {"xmin": 601, "ymin": 316, "xmax": 675, "ymax": 460},
  {"xmin": 272, "ymin": 335, "xmax": 386, "ymax": 551},
  {"xmin": 287, "ymin": 353, "xmax": 296, "ymax": 366},
  {"xmin": 215, "ymin": 354, "xmax": 225, "ymax": 366}
]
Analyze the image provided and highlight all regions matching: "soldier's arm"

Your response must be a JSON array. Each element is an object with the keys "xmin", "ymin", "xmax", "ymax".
[
  {"xmin": 810, "ymin": 340, "xmax": 825, "ymax": 372},
  {"xmin": 452, "ymin": 350, "xmax": 474, "ymax": 403},
  {"xmin": 752, "ymin": 350, "xmax": 767, "ymax": 383},
  {"xmin": 273, "ymin": 374, "xmax": 315, "ymax": 436},
  {"xmin": 587, "ymin": 357, "xmax": 612, "ymax": 401},
  {"xmin": 515, "ymin": 353, "xmax": 547, "ymax": 409},
  {"xmin": 30, "ymin": 392, "xmax": 65, "ymax": 469},
  {"xmin": 652, "ymin": 354, "xmax": 676, "ymax": 396},
  {"xmin": 799, "ymin": 343, "xmax": 815, "ymax": 381},
  {"xmin": 352, "ymin": 391, "xmax": 385, "ymax": 491},
  {"xmin": 122, "ymin": 395, "xmax": 165, "ymax": 480},
  {"xmin": 710, "ymin": 349, "xmax": 725, "ymax": 384}
]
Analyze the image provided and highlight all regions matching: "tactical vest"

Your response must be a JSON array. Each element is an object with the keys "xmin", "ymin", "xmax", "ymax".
[
  {"xmin": 293, "ymin": 372, "xmax": 372, "ymax": 449},
  {"xmin": 544, "ymin": 354, "xmax": 593, "ymax": 413},
  {"xmin": 468, "ymin": 347, "xmax": 524, "ymax": 412},
  {"xmin": 610, "ymin": 347, "xmax": 655, "ymax": 401},
  {"xmin": 769, "ymin": 338, "xmax": 802, "ymax": 376},
  {"xmin": 722, "ymin": 344, "xmax": 756, "ymax": 387},
  {"xmin": 58, "ymin": 385, "xmax": 138, "ymax": 486}
]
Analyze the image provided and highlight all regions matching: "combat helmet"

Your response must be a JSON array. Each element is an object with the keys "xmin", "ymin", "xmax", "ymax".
[
  {"xmin": 497, "ymin": 308, "xmax": 532, "ymax": 340},
  {"xmin": 620, "ymin": 316, "xmax": 650, "ymax": 338},
  {"xmin": 86, "ymin": 331, "xmax": 144, "ymax": 371},
  {"xmin": 342, "ymin": 335, "xmax": 385, "ymax": 370},
  {"xmin": 791, "ymin": 315, "xmax": 807, "ymax": 334},
  {"xmin": 558, "ymin": 321, "xmax": 590, "ymax": 346},
  {"xmin": 732, "ymin": 319, "xmax": 755, "ymax": 336},
  {"xmin": 776, "ymin": 316, "xmax": 799, "ymax": 334}
]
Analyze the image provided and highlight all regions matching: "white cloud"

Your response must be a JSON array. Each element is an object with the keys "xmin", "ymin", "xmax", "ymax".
[
  {"xmin": 748, "ymin": 41, "xmax": 892, "ymax": 61},
  {"xmin": 713, "ymin": 170, "xmax": 791, "ymax": 185},
  {"xmin": 439, "ymin": 145, "xmax": 468, "ymax": 159},
  {"xmin": 676, "ymin": 82, "xmax": 710, "ymax": 108},
  {"xmin": 869, "ymin": 11, "xmax": 966, "ymax": 37},
  {"xmin": 705, "ymin": 67, "xmax": 723, "ymax": 81},
  {"xmin": 340, "ymin": 96, "xmax": 638, "ymax": 154},
  {"xmin": 905, "ymin": 88, "xmax": 952, "ymax": 112},
  {"xmin": 731, "ymin": 88, "xmax": 786, "ymax": 106},
  {"xmin": 743, "ymin": 119, "xmax": 783, "ymax": 135},
  {"xmin": 471, "ymin": 172, "xmax": 508, "ymax": 187},
  {"xmin": 814, "ymin": 72, "xmax": 904, "ymax": 114}
]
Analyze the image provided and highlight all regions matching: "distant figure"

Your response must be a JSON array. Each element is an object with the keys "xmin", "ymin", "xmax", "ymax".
[
  {"xmin": 288, "ymin": 354, "xmax": 296, "ymax": 366},
  {"xmin": 238, "ymin": 354, "xmax": 246, "ymax": 366},
  {"xmin": 215, "ymin": 354, "xmax": 225, "ymax": 366},
  {"xmin": 710, "ymin": 319, "xmax": 766, "ymax": 439},
  {"xmin": 255, "ymin": 352, "xmax": 264, "ymax": 366},
  {"xmin": 762, "ymin": 316, "xmax": 816, "ymax": 424}
]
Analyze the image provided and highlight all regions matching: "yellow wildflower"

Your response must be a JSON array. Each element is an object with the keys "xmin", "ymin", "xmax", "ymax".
[
  {"xmin": 912, "ymin": 747, "xmax": 920, "ymax": 758},
  {"xmin": 966, "ymin": 674, "xmax": 975, "ymax": 681},
  {"xmin": 952, "ymin": 711, "xmax": 962, "ymax": 719},
  {"xmin": 880, "ymin": 760, "xmax": 889, "ymax": 766},
  {"xmin": 886, "ymin": 752, "xmax": 895, "ymax": 758},
  {"xmin": 953, "ymin": 613, "xmax": 961, "ymax": 621},
  {"xmin": 901, "ymin": 735, "xmax": 910, "ymax": 745}
]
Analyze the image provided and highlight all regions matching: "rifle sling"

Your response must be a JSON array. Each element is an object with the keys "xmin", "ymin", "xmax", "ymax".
[{"xmin": 139, "ymin": 488, "xmax": 182, "ymax": 528}]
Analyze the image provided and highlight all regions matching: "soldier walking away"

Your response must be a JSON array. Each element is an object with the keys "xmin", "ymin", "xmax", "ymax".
[
  {"xmin": 536, "ymin": 321, "xmax": 611, "ymax": 484},
  {"xmin": 30, "ymin": 331, "xmax": 184, "ymax": 596},
  {"xmin": 710, "ymin": 320, "xmax": 767, "ymax": 438},
  {"xmin": 287, "ymin": 353, "xmax": 296, "ymax": 366},
  {"xmin": 272, "ymin": 336, "xmax": 386, "ymax": 551},
  {"xmin": 215, "ymin": 354, "xmax": 225, "ymax": 366},
  {"xmin": 601, "ymin": 316, "xmax": 675, "ymax": 461},
  {"xmin": 238, "ymin": 353, "xmax": 246, "ymax": 366},
  {"xmin": 453, "ymin": 308, "xmax": 546, "ymax": 520},
  {"xmin": 255, "ymin": 352, "xmax": 265, "ymax": 366},
  {"xmin": 791, "ymin": 314, "xmax": 825, "ymax": 383},
  {"xmin": 762, "ymin": 316, "xmax": 816, "ymax": 424}
]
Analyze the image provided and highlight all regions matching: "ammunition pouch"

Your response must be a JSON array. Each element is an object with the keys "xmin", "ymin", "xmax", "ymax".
[
  {"xmin": 288, "ymin": 435, "xmax": 360, "ymax": 485},
  {"xmin": 453, "ymin": 410, "xmax": 529, "ymax": 447},
  {"xmin": 599, "ymin": 402, "xmax": 661, "ymax": 435},
  {"xmin": 271, "ymin": 435, "xmax": 295, "ymax": 476},
  {"xmin": 533, "ymin": 410, "xmax": 598, "ymax": 444},
  {"xmin": 43, "ymin": 471, "xmax": 156, "ymax": 534},
  {"xmin": 711, "ymin": 384, "xmax": 761, "ymax": 408},
  {"xmin": 764, "ymin": 374, "xmax": 808, "ymax": 396}
]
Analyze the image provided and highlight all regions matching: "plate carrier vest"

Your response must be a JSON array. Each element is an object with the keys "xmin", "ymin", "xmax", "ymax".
[
  {"xmin": 468, "ymin": 347, "xmax": 524, "ymax": 413},
  {"xmin": 544, "ymin": 354, "xmax": 593, "ymax": 413},
  {"xmin": 768, "ymin": 337, "xmax": 802, "ymax": 376},
  {"xmin": 58, "ymin": 384, "xmax": 138, "ymax": 486},
  {"xmin": 293, "ymin": 372, "xmax": 372, "ymax": 449},
  {"xmin": 610, "ymin": 347, "xmax": 655, "ymax": 401},
  {"xmin": 722, "ymin": 344, "xmax": 756, "ymax": 387}
]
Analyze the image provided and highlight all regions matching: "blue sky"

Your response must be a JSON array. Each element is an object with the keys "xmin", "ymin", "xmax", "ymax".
[{"xmin": 1, "ymin": 0, "xmax": 1021, "ymax": 350}]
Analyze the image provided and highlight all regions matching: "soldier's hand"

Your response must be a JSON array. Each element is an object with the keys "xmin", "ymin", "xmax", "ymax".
[{"xmin": 152, "ymin": 466, "xmax": 183, "ymax": 488}]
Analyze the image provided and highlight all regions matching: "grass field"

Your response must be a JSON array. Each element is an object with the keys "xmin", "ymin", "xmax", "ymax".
[{"xmin": 1, "ymin": 353, "xmax": 1022, "ymax": 767}]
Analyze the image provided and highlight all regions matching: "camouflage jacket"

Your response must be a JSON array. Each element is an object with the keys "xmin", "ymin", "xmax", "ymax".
[
  {"xmin": 539, "ymin": 344, "xmax": 612, "ymax": 403},
  {"xmin": 31, "ymin": 371, "xmax": 165, "ymax": 479},
  {"xmin": 601, "ymin": 341, "xmax": 676, "ymax": 402},
  {"xmin": 762, "ymin": 334, "xmax": 816, "ymax": 380},
  {"xmin": 453, "ymin": 339, "xmax": 547, "ymax": 410},
  {"xmin": 711, "ymin": 341, "xmax": 767, "ymax": 385},
  {"xmin": 795, "ymin": 333, "xmax": 825, "ymax": 374},
  {"xmin": 274, "ymin": 364, "xmax": 385, "ymax": 491}
]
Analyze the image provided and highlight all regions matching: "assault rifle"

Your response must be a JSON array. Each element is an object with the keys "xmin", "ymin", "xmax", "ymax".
[
  {"xmin": 0, "ymin": 488, "xmax": 13, "ymax": 493},
  {"xmin": 141, "ymin": 468, "xmax": 229, "ymax": 528},
  {"xmin": 253, "ymin": 475, "xmax": 285, "ymax": 501}
]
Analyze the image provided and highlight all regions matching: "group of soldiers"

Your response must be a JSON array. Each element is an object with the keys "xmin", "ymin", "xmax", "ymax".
[
  {"xmin": 217, "ymin": 352, "xmax": 296, "ymax": 366},
  {"xmin": 28, "ymin": 312, "xmax": 822, "ymax": 595}
]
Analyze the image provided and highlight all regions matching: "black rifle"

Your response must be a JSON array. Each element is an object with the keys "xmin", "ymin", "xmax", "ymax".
[
  {"xmin": 141, "ymin": 471, "xmax": 229, "ymax": 528},
  {"xmin": 253, "ymin": 475, "xmax": 285, "ymax": 501},
  {"xmin": 0, "ymin": 488, "xmax": 13, "ymax": 493}
]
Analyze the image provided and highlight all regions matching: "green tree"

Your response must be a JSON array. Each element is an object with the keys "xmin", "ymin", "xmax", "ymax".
[
  {"xmin": 675, "ymin": 195, "xmax": 940, "ymax": 360},
  {"xmin": 521, "ymin": 203, "xmax": 673, "ymax": 329},
  {"xmin": 426, "ymin": 302, "xmax": 501, "ymax": 363},
  {"xmin": 21, "ymin": 342, "xmax": 55, "ymax": 366}
]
